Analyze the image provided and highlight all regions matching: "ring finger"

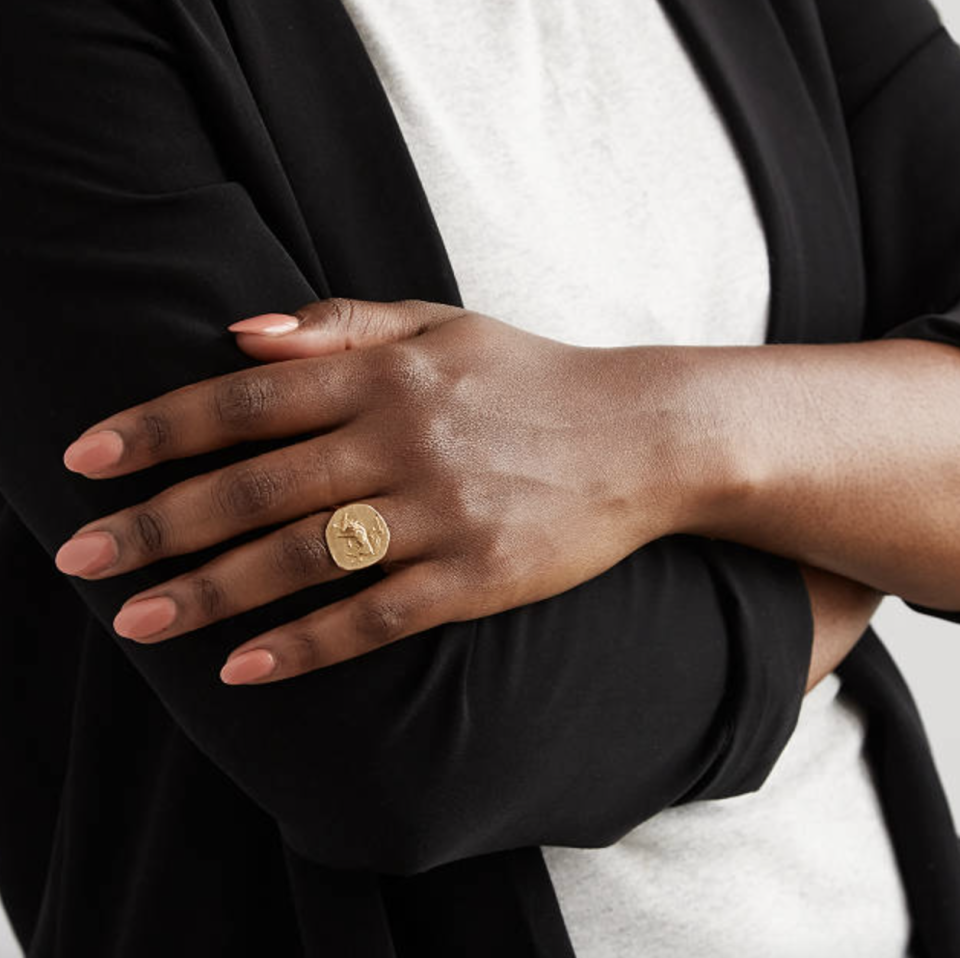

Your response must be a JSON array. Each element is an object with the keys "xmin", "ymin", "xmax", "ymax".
[{"xmin": 112, "ymin": 496, "xmax": 419, "ymax": 643}]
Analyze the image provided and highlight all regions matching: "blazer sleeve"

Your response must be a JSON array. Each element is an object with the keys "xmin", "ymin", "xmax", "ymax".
[
  {"xmin": 0, "ymin": 0, "xmax": 813, "ymax": 875},
  {"xmin": 815, "ymin": 0, "xmax": 960, "ymax": 623}
]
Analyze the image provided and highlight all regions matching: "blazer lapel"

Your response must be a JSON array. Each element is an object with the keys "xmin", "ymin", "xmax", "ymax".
[
  {"xmin": 658, "ymin": 0, "xmax": 866, "ymax": 345},
  {"xmin": 164, "ymin": 1, "xmax": 881, "ymax": 954}
]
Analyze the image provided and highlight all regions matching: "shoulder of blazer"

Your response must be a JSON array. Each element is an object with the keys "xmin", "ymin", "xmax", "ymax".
[{"xmin": 808, "ymin": 0, "xmax": 944, "ymax": 118}]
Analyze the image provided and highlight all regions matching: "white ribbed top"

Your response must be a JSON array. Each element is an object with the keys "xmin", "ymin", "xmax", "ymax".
[{"xmin": 339, "ymin": 1, "xmax": 913, "ymax": 953}]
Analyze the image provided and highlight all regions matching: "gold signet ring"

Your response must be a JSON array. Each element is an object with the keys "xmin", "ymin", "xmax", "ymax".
[{"xmin": 325, "ymin": 503, "xmax": 391, "ymax": 571}]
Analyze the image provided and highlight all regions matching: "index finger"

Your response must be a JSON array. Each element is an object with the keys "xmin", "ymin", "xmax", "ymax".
[{"xmin": 62, "ymin": 355, "xmax": 358, "ymax": 478}]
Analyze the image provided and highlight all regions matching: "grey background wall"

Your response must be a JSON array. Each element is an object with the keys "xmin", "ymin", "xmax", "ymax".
[{"xmin": 2, "ymin": 2, "xmax": 960, "ymax": 955}]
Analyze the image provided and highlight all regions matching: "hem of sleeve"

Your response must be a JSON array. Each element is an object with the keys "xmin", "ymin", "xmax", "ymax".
[
  {"xmin": 878, "ymin": 287, "xmax": 960, "ymax": 347},
  {"xmin": 672, "ymin": 545, "xmax": 814, "ymax": 803}
]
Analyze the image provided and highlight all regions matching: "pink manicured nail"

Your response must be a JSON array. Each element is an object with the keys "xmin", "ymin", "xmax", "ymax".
[
  {"xmin": 113, "ymin": 596, "xmax": 178, "ymax": 640},
  {"xmin": 227, "ymin": 313, "xmax": 300, "ymax": 336},
  {"xmin": 63, "ymin": 429, "xmax": 124, "ymax": 473},
  {"xmin": 55, "ymin": 532, "xmax": 119, "ymax": 576},
  {"xmin": 220, "ymin": 649, "xmax": 276, "ymax": 685}
]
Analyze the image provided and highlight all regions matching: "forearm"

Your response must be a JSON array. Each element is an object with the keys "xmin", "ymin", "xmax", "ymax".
[
  {"xmin": 605, "ymin": 338, "xmax": 960, "ymax": 610},
  {"xmin": 801, "ymin": 563, "xmax": 882, "ymax": 692},
  {"xmin": 1, "ymin": 0, "xmax": 819, "ymax": 872}
]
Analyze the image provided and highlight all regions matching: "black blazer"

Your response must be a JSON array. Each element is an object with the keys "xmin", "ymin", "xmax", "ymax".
[{"xmin": 1, "ymin": 0, "xmax": 959, "ymax": 954}]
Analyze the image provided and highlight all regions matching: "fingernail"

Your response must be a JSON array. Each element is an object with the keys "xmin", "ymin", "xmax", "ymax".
[
  {"xmin": 55, "ymin": 532, "xmax": 119, "ymax": 576},
  {"xmin": 220, "ymin": 649, "xmax": 276, "ymax": 685},
  {"xmin": 114, "ymin": 596, "xmax": 178, "ymax": 640},
  {"xmin": 227, "ymin": 313, "xmax": 300, "ymax": 336},
  {"xmin": 63, "ymin": 429, "xmax": 124, "ymax": 473}
]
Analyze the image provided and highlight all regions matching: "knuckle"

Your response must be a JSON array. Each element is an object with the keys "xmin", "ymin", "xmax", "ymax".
[
  {"xmin": 363, "ymin": 312, "xmax": 391, "ymax": 342},
  {"xmin": 378, "ymin": 341, "xmax": 441, "ymax": 397},
  {"xmin": 464, "ymin": 530, "xmax": 514, "ymax": 591},
  {"xmin": 475, "ymin": 553, "xmax": 508, "ymax": 592},
  {"xmin": 215, "ymin": 465, "xmax": 286, "ymax": 518},
  {"xmin": 485, "ymin": 531, "xmax": 520, "ymax": 573},
  {"xmin": 324, "ymin": 296, "xmax": 358, "ymax": 332},
  {"xmin": 212, "ymin": 374, "xmax": 279, "ymax": 429},
  {"xmin": 397, "ymin": 298, "xmax": 451, "ymax": 336},
  {"xmin": 298, "ymin": 297, "xmax": 394, "ymax": 348},
  {"xmin": 352, "ymin": 595, "xmax": 406, "ymax": 648},
  {"xmin": 139, "ymin": 411, "xmax": 174, "ymax": 454},
  {"xmin": 191, "ymin": 574, "xmax": 229, "ymax": 620},
  {"xmin": 130, "ymin": 508, "xmax": 169, "ymax": 556},
  {"xmin": 318, "ymin": 297, "xmax": 395, "ymax": 347},
  {"xmin": 284, "ymin": 630, "xmax": 322, "ymax": 674},
  {"xmin": 272, "ymin": 524, "xmax": 332, "ymax": 581},
  {"xmin": 302, "ymin": 437, "xmax": 369, "ymax": 494},
  {"xmin": 300, "ymin": 441, "xmax": 339, "ymax": 491}
]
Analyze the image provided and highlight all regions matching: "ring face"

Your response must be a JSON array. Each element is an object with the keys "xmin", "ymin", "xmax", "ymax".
[{"xmin": 325, "ymin": 503, "xmax": 391, "ymax": 570}]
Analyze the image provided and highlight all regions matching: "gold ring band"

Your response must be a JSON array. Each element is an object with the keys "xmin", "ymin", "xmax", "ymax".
[{"xmin": 325, "ymin": 503, "xmax": 391, "ymax": 570}]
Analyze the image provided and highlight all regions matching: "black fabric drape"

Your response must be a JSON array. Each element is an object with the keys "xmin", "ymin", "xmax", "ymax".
[{"xmin": 0, "ymin": 0, "xmax": 958, "ymax": 954}]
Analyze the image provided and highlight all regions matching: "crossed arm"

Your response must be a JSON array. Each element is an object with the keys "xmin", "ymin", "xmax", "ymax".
[
  {"xmin": 1, "ymin": 0, "xmax": 958, "ymax": 876},
  {"xmin": 49, "ymin": 297, "xmax": 891, "ymax": 691}
]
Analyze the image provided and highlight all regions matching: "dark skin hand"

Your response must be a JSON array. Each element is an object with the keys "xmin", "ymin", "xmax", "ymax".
[
  {"xmin": 54, "ymin": 299, "xmax": 908, "ymax": 685},
  {"xmin": 57, "ymin": 300, "xmax": 683, "ymax": 685}
]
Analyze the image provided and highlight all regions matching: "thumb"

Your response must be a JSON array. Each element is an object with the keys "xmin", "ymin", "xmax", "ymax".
[{"xmin": 227, "ymin": 297, "xmax": 463, "ymax": 362}]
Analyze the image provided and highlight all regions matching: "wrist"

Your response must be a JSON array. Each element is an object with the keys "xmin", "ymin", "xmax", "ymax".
[
  {"xmin": 593, "ymin": 344, "xmax": 758, "ymax": 543},
  {"xmin": 664, "ymin": 345, "xmax": 779, "ymax": 539}
]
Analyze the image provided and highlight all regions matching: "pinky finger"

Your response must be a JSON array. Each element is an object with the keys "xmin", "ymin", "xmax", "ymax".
[{"xmin": 219, "ymin": 559, "xmax": 458, "ymax": 684}]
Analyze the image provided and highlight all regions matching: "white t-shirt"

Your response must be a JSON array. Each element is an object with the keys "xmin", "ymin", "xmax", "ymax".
[{"xmin": 339, "ymin": 0, "xmax": 913, "ymax": 953}]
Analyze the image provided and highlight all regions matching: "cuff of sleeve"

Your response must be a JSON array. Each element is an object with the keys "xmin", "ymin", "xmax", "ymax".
[
  {"xmin": 903, "ymin": 600, "xmax": 960, "ymax": 624},
  {"xmin": 672, "ymin": 543, "xmax": 814, "ymax": 803},
  {"xmin": 878, "ymin": 285, "xmax": 960, "ymax": 347}
]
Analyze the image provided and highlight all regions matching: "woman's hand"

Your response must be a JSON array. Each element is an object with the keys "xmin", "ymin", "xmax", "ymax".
[{"xmin": 54, "ymin": 299, "xmax": 698, "ymax": 684}]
